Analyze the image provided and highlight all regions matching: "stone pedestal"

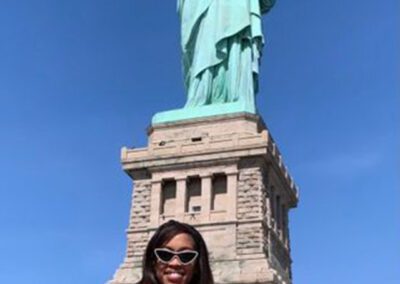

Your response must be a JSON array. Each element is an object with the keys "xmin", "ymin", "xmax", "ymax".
[{"xmin": 109, "ymin": 113, "xmax": 298, "ymax": 284}]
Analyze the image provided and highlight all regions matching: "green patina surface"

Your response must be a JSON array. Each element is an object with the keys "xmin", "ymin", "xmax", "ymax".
[
  {"xmin": 152, "ymin": 0, "xmax": 275, "ymax": 125},
  {"xmin": 152, "ymin": 101, "xmax": 255, "ymax": 125}
]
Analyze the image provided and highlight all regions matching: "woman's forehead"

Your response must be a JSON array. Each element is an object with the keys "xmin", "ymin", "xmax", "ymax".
[{"xmin": 161, "ymin": 233, "xmax": 196, "ymax": 250}]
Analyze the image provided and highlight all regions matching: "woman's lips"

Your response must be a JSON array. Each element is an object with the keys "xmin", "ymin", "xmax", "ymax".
[{"xmin": 165, "ymin": 271, "xmax": 184, "ymax": 283}]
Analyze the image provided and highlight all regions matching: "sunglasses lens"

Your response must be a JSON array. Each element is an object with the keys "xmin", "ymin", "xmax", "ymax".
[
  {"xmin": 155, "ymin": 249, "xmax": 198, "ymax": 265},
  {"xmin": 155, "ymin": 250, "xmax": 174, "ymax": 262},
  {"xmin": 178, "ymin": 252, "xmax": 197, "ymax": 264}
]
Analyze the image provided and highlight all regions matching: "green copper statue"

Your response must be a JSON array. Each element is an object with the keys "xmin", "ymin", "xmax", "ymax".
[
  {"xmin": 179, "ymin": 0, "xmax": 275, "ymax": 112},
  {"xmin": 152, "ymin": 0, "xmax": 275, "ymax": 124}
]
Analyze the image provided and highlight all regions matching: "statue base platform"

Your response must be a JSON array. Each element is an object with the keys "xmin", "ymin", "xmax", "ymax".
[{"xmin": 151, "ymin": 101, "xmax": 256, "ymax": 125}]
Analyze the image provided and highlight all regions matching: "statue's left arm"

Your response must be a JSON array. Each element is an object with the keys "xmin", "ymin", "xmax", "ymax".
[
  {"xmin": 260, "ymin": 0, "xmax": 276, "ymax": 14},
  {"xmin": 177, "ymin": 0, "xmax": 183, "ymax": 14}
]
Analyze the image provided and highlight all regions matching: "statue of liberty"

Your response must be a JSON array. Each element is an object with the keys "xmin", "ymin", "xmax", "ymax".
[
  {"xmin": 178, "ymin": 0, "xmax": 275, "ymax": 113},
  {"xmin": 152, "ymin": 0, "xmax": 275, "ymax": 124}
]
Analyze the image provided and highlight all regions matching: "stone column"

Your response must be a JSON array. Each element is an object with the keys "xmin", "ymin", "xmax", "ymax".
[
  {"xmin": 176, "ymin": 177, "xmax": 187, "ymax": 220},
  {"xmin": 271, "ymin": 191, "xmax": 278, "ymax": 232},
  {"xmin": 226, "ymin": 171, "xmax": 238, "ymax": 221},
  {"xmin": 265, "ymin": 190, "xmax": 272, "ymax": 227},
  {"xmin": 150, "ymin": 180, "xmax": 162, "ymax": 227}
]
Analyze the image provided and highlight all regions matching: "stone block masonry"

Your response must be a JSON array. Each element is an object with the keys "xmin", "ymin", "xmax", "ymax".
[{"xmin": 109, "ymin": 113, "xmax": 298, "ymax": 284}]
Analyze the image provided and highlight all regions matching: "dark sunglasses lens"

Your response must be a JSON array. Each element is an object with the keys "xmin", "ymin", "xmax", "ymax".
[
  {"xmin": 156, "ymin": 250, "xmax": 174, "ymax": 262},
  {"xmin": 178, "ymin": 252, "xmax": 197, "ymax": 263}
]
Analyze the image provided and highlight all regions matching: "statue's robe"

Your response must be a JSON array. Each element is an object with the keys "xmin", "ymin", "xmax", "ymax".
[{"xmin": 178, "ymin": 0, "xmax": 275, "ymax": 110}]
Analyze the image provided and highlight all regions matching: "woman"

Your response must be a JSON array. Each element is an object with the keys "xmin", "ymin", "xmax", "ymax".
[
  {"xmin": 136, "ymin": 220, "xmax": 214, "ymax": 284},
  {"xmin": 178, "ymin": 0, "xmax": 276, "ymax": 113}
]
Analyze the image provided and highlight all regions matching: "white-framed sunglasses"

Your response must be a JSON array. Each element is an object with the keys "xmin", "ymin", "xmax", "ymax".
[{"xmin": 154, "ymin": 248, "xmax": 199, "ymax": 265}]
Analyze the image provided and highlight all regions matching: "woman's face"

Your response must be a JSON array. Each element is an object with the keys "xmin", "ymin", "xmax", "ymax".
[{"xmin": 155, "ymin": 233, "xmax": 197, "ymax": 284}]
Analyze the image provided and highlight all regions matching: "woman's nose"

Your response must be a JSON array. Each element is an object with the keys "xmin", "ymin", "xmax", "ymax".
[{"xmin": 168, "ymin": 255, "xmax": 182, "ymax": 266}]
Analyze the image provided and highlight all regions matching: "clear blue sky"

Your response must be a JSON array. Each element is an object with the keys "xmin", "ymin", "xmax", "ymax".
[{"xmin": 0, "ymin": 1, "xmax": 398, "ymax": 283}]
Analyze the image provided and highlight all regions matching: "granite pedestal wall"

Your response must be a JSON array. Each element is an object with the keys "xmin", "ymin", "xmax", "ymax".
[{"xmin": 109, "ymin": 113, "xmax": 298, "ymax": 284}]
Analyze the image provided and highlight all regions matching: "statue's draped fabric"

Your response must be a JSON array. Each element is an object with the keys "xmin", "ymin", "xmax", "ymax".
[{"xmin": 178, "ymin": 0, "xmax": 275, "ymax": 110}]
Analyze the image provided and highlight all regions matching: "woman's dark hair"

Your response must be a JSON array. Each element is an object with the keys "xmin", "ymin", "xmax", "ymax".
[{"xmin": 137, "ymin": 220, "xmax": 214, "ymax": 284}]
